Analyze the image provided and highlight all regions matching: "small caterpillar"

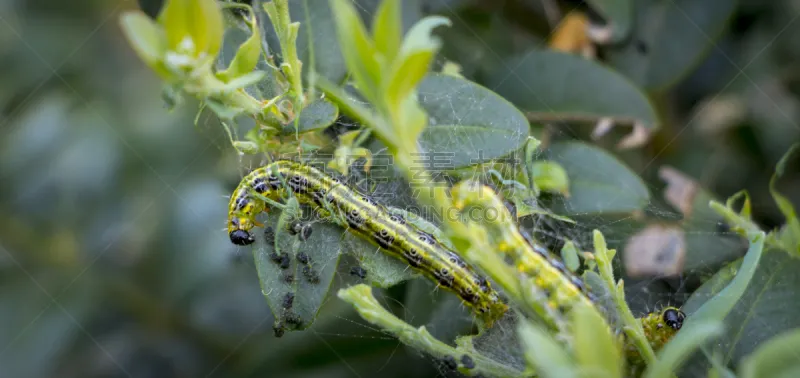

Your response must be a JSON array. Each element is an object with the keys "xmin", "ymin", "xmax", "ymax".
[
  {"xmin": 626, "ymin": 306, "xmax": 686, "ymax": 365},
  {"xmin": 228, "ymin": 160, "xmax": 508, "ymax": 326},
  {"xmin": 638, "ymin": 306, "xmax": 685, "ymax": 350},
  {"xmin": 449, "ymin": 180, "xmax": 686, "ymax": 359},
  {"xmin": 227, "ymin": 160, "xmax": 685, "ymax": 351}
]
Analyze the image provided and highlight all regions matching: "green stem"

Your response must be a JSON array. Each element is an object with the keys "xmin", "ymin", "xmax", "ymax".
[
  {"xmin": 339, "ymin": 284, "xmax": 526, "ymax": 378},
  {"xmin": 593, "ymin": 230, "xmax": 657, "ymax": 365},
  {"xmin": 216, "ymin": 88, "xmax": 263, "ymax": 115},
  {"xmin": 265, "ymin": 0, "xmax": 304, "ymax": 108},
  {"xmin": 189, "ymin": 61, "xmax": 263, "ymax": 116}
]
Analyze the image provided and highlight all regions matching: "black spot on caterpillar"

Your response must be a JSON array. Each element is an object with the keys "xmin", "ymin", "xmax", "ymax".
[{"xmin": 227, "ymin": 160, "xmax": 508, "ymax": 326}]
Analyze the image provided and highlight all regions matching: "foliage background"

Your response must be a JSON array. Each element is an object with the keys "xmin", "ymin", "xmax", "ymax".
[{"xmin": 1, "ymin": 0, "xmax": 799, "ymax": 377}]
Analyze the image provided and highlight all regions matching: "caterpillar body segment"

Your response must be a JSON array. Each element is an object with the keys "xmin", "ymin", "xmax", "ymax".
[
  {"xmin": 449, "ymin": 180, "xmax": 593, "ymax": 316},
  {"xmin": 228, "ymin": 160, "xmax": 508, "ymax": 326},
  {"xmin": 638, "ymin": 306, "xmax": 685, "ymax": 350}
]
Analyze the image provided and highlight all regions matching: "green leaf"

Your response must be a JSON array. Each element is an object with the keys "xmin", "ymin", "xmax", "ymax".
[
  {"xmin": 218, "ymin": 71, "xmax": 266, "ymax": 91},
  {"xmin": 262, "ymin": 0, "xmax": 291, "ymax": 35},
  {"xmin": 572, "ymin": 304, "xmax": 623, "ymax": 377},
  {"xmin": 204, "ymin": 98, "xmax": 245, "ymax": 120},
  {"xmin": 217, "ymin": 12, "xmax": 261, "ymax": 82},
  {"xmin": 643, "ymin": 320, "xmax": 724, "ymax": 378},
  {"xmin": 160, "ymin": 0, "xmax": 189, "ymax": 49},
  {"xmin": 468, "ymin": 316, "xmax": 527, "ymax": 372},
  {"xmin": 385, "ymin": 49, "xmax": 436, "ymax": 123},
  {"xmin": 399, "ymin": 15, "xmax": 451, "ymax": 57},
  {"xmin": 314, "ymin": 75, "xmax": 384, "ymax": 133},
  {"xmin": 416, "ymin": 74, "xmax": 529, "ymax": 168},
  {"xmin": 260, "ymin": 0, "xmax": 421, "ymax": 84},
  {"xmin": 485, "ymin": 49, "xmax": 658, "ymax": 130},
  {"xmin": 338, "ymin": 284, "xmax": 525, "ymax": 377},
  {"xmin": 605, "ymin": 0, "xmax": 737, "ymax": 91},
  {"xmin": 545, "ymin": 141, "xmax": 650, "ymax": 215},
  {"xmin": 582, "ymin": 270, "xmax": 622, "ymax": 327},
  {"xmin": 194, "ymin": 0, "xmax": 224, "ymax": 59},
  {"xmin": 280, "ymin": 98, "xmax": 339, "ymax": 135},
  {"xmin": 218, "ymin": 21, "xmax": 282, "ymax": 100},
  {"xmin": 233, "ymin": 140, "xmax": 259, "ymax": 154},
  {"xmin": 329, "ymin": 0, "xmax": 382, "ymax": 103},
  {"xmin": 160, "ymin": 0, "xmax": 224, "ymax": 58},
  {"xmin": 688, "ymin": 231, "xmax": 764, "ymax": 325},
  {"xmin": 343, "ymin": 232, "xmax": 417, "ymax": 288},
  {"xmin": 385, "ymin": 15, "xmax": 451, "ymax": 154},
  {"xmin": 372, "ymin": 0, "xmax": 402, "ymax": 62},
  {"xmin": 266, "ymin": 1, "xmax": 345, "ymax": 83},
  {"xmin": 403, "ymin": 279, "xmax": 473, "ymax": 342},
  {"xmin": 769, "ymin": 144, "xmax": 800, "ymax": 254},
  {"xmin": 585, "ymin": 0, "xmax": 634, "ymax": 44},
  {"xmin": 252, "ymin": 205, "xmax": 342, "ymax": 332},
  {"xmin": 517, "ymin": 320, "xmax": 576, "ymax": 378},
  {"xmin": 740, "ymin": 329, "xmax": 800, "ymax": 378},
  {"xmin": 119, "ymin": 12, "xmax": 168, "ymax": 78},
  {"xmin": 681, "ymin": 240, "xmax": 790, "ymax": 373},
  {"xmin": 560, "ymin": 240, "xmax": 581, "ymax": 272},
  {"xmin": 531, "ymin": 161, "xmax": 570, "ymax": 196},
  {"xmin": 680, "ymin": 186, "xmax": 747, "ymax": 275}
]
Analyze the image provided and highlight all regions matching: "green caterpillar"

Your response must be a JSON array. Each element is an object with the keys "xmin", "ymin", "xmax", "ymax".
[
  {"xmin": 227, "ymin": 160, "xmax": 508, "ymax": 326},
  {"xmin": 451, "ymin": 180, "xmax": 593, "ymax": 317},
  {"xmin": 450, "ymin": 180, "xmax": 685, "ymax": 358}
]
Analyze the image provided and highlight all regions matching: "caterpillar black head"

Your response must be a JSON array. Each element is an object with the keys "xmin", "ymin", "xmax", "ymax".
[
  {"xmin": 662, "ymin": 308, "xmax": 685, "ymax": 330},
  {"xmin": 230, "ymin": 229, "xmax": 255, "ymax": 246}
]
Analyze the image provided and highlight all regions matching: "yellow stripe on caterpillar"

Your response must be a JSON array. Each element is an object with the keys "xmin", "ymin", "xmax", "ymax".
[{"xmin": 228, "ymin": 160, "xmax": 508, "ymax": 326}]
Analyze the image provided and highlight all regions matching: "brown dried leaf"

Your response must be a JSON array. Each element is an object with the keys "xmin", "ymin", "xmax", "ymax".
[
  {"xmin": 624, "ymin": 224, "xmax": 686, "ymax": 278},
  {"xmin": 659, "ymin": 166, "xmax": 699, "ymax": 217}
]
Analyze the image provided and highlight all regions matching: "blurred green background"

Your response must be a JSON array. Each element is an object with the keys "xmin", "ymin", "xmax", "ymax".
[{"xmin": 1, "ymin": 0, "xmax": 799, "ymax": 377}]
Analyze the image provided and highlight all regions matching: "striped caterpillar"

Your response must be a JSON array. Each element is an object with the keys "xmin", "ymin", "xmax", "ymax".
[
  {"xmin": 227, "ymin": 160, "xmax": 685, "ymax": 349},
  {"xmin": 451, "ymin": 180, "xmax": 594, "ymax": 321},
  {"xmin": 450, "ymin": 180, "xmax": 685, "ymax": 357},
  {"xmin": 228, "ymin": 160, "xmax": 509, "ymax": 326}
]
